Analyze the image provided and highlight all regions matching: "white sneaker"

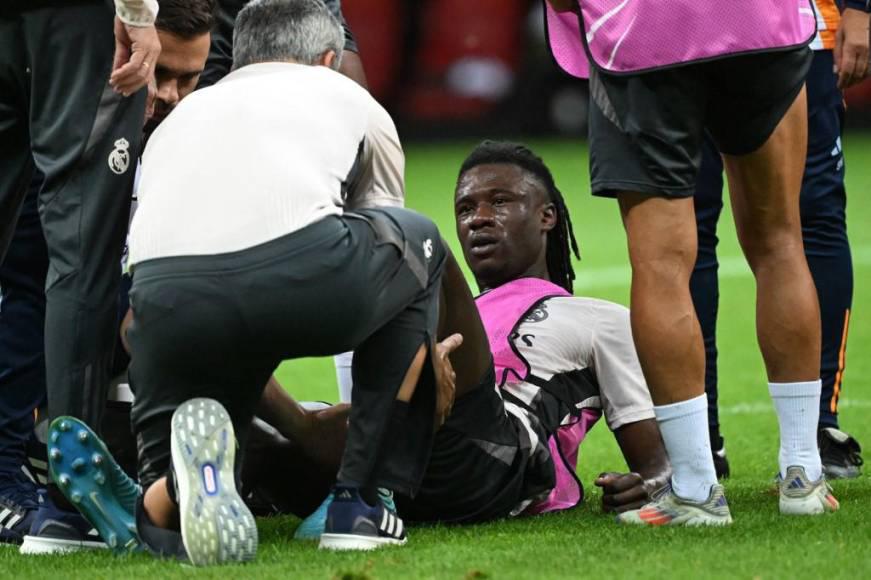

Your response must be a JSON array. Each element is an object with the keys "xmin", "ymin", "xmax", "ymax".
[
  {"xmin": 171, "ymin": 398, "xmax": 258, "ymax": 565},
  {"xmin": 617, "ymin": 482, "xmax": 733, "ymax": 527},
  {"xmin": 778, "ymin": 465, "xmax": 839, "ymax": 515}
]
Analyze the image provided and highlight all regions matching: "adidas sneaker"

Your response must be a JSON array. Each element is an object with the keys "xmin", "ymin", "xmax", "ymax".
[
  {"xmin": 319, "ymin": 486, "xmax": 406, "ymax": 550},
  {"xmin": 779, "ymin": 465, "xmax": 839, "ymax": 515}
]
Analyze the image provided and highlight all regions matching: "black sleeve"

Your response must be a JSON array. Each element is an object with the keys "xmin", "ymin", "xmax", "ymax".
[{"xmin": 197, "ymin": 0, "xmax": 246, "ymax": 89}]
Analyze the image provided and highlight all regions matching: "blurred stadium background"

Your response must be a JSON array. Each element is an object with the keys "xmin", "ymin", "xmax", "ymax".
[{"xmin": 342, "ymin": 0, "xmax": 871, "ymax": 138}]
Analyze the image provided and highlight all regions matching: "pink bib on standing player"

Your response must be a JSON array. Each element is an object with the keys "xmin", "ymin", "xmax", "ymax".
[{"xmin": 545, "ymin": 0, "xmax": 817, "ymax": 78}]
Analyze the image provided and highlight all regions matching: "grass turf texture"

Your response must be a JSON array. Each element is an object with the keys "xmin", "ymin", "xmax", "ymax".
[{"xmin": 3, "ymin": 136, "xmax": 870, "ymax": 578}]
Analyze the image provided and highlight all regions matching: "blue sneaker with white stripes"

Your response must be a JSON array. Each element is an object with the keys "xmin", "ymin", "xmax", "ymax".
[
  {"xmin": 20, "ymin": 490, "xmax": 106, "ymax": 554},
  {"xmin": 295, "ymin": 488, "xmax": 396, "ymax": 541},
  {"xmin": 0, "ymin": 470, "xmax": 38, "ymax": 545},
  {"xmin": 319, "ymin": 486, "xmax": 406, "ymax": 551}
]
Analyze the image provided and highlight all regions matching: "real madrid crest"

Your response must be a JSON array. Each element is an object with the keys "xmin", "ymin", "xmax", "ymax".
[{"xmin": 108, "ymin": 137, "xmax": 131, "ymax": 175}]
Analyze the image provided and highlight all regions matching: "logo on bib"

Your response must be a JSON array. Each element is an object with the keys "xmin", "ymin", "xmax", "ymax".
[{"xmin": 108, "ymin": 138, "xmax": 131, "ymax": 175}]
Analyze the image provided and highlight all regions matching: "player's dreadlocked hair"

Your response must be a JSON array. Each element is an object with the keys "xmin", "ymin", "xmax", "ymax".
[{"xmin": 457, "ymin": 141, "xmax": 581, "ymax": 293}]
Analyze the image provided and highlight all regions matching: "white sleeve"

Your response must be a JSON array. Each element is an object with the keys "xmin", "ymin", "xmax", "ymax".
[
  {"xmin": 590, "ymin": 302, "xmax": 655, "ymax": 430},
  {"xmin": 115, "ymin": 0, "xmax": 159, "ymax": 26},
  {"xmin": 344, "ymin": 101, "xmax": 405, "ymax": 210}
]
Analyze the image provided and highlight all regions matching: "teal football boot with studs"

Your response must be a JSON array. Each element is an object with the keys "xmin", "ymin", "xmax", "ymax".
[{"xmin": 46, "ymin": 417, "xmax": 141, "ymax": 554}]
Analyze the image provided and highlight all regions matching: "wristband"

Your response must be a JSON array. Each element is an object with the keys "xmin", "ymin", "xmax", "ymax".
[{"xmin": 115, "ymin": 0, "xmax": 159, "ymax": 26}]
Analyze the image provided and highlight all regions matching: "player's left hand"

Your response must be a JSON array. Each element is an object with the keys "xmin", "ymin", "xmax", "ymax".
[
  {"xmin": 834, "ymin": 8, "xmax": 870, "ymax": 89},
  {"xmin": 433, "ymin": 333, "xmax": 463, "ymax": 429},
  {"xmin": 595, "ymin": 471, "xmax": 650, "ymax": 513}
]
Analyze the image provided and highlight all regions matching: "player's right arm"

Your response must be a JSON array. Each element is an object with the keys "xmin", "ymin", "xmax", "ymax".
[{"xmin": 110, "ymin": 0, "xmax": 162, "ymax": 99}]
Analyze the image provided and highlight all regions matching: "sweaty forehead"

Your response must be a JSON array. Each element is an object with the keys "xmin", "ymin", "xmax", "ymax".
[{"xmin": 456, "ymin": 163, "xmax": 547, "ymax": 200}]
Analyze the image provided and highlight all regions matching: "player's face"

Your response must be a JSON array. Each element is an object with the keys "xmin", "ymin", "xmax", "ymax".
[
  {"xmin": 145, "ymin": 30, "xmax": 210, "ymax": 132},
  {"xmin": 455, "ymin": 164, "xmax": 555, "ymax": 291}
]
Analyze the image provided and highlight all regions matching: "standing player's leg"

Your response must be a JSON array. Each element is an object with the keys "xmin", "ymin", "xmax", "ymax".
[
  {"xmin": 689, "ymin": 138, "xmax": 729, "ymax": 478},
  {"xmin": 617, "ymin": 194, "xmax": 721, "ymax": 503},
  {"xmin": 587, "ymin": 64, "xmax": 728, "ymax": 526},
  {"xmin": 0, "ymin": 27, "xmax": 40, "ymax": 527},
  {"xmin": 798, "ymin": 50, "xmax": 861, "ymax": 479},
  {"xmin": 721, "ymin": 84, "xmax": 836, "ymax": 514},
  {"xmin": 0, "ymin": 181, "xmax": 48, "ymax": 545},
  {"xmin": 0, "ymin": 16, "xmax": 33, "ymax": 257},
  {"xmin": 17, "ymin": 6, "xmax": 146, "ymax": 550}
]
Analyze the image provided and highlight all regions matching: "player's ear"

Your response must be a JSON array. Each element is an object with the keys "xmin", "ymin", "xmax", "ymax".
[{"xmin": 541, "ymin": 202, "xmax": 557, "ymax": 233}]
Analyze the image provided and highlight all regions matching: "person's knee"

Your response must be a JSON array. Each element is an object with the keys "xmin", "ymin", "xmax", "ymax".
[
  {"xmin": 619, "ymin": 194, "xmax": 697, "ymax": 283},
  {"xmin": 629, "ymin": 238, "xmax": 697, "ymax": 288},
  {"xmin": 44, "ymin": 266, "xmax": 123, "ymax": 309},
  {"xmin": 738, "ymin": 225, "xmax": 805, "ymax": 272}
]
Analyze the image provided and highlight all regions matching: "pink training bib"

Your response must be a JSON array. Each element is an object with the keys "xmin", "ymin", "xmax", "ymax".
[
  {"xmin": 476, "ymin": 278, "xmax": 602, "ymax": 514},
  {"xmin": 545, "ymin": 0, "xmax": 817, "ymax": 77}
]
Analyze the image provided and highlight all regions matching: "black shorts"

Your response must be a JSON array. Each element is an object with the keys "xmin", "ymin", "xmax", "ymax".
[
  {"xmin": 395, "ymin": 379, "xmax": 555, "ymax": 524},
  {"xmin": 128, "ymin": 207, "xmax": 446, "ymax": 490},
  {"xmin": 589, "ymin": 47, "xmax": 813, "ymax": 198}
]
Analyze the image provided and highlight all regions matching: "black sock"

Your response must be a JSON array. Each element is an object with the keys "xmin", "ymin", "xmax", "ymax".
[{"xmin": 135, "ymin": 495, "xmax": 186, "ymax": 560}]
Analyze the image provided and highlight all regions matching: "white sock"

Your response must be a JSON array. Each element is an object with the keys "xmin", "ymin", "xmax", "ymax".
[
  {"xmin": 769, "ymin": 380, "xmax": 822, "ymax": 481},
  {"xmin": 655, "ymin": 394, "xmax": 718, "ymax": 503},
  {"xmin": 334, "ymin": 351, "xmax": 354, "ymax": 403}
]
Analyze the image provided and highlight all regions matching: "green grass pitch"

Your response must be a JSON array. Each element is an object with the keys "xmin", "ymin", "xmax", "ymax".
[{"xmin": 3, "ymin": 135, "xmax": 869, "ymax": 578}]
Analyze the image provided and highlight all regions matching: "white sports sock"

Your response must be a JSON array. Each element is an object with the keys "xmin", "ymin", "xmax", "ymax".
[
  {"xmin": 334, "ymin": 351, "xmax": 354, "ymax": 403},
  {"xmin": 655, "ymin": 394, "xmax": 718, "ymax": 503},
  {"xmin": 769, "ymin": 380, "xmax": 822, "ymax": 481}
]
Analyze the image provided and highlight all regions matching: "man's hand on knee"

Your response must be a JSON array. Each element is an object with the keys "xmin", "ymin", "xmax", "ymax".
[{"xmin": 433, "ymin": 333, "xmax": 463, "ymax": 428}]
